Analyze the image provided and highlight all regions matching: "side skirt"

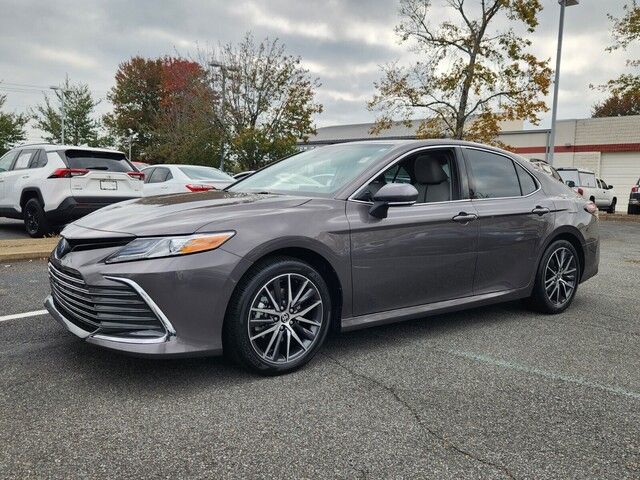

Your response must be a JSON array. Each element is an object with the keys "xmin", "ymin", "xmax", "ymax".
[{"xmin": 341, "ymin": 287, "xmax": 530, "ymax": 332}]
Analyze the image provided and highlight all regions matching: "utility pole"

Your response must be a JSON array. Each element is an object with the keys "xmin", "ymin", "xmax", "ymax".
[
  {"xmin": 50, "ymin": 86, "xmax": 68, "ymax": 144},
  {"xmin": 209, "ymin": 62, "xmax": 239, "ymax": 172},
  {"xmin": 547, "ymin": 0, "xmax": 580, "ymax": 165}
]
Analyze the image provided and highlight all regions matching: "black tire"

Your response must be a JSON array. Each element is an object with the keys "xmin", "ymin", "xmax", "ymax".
[
  {"xmin": 223, "ymin": 256, "xmax": 332, "ymax": 375},
  {"xmin": 629, "ymin": 205, "xmax": 640, "ymax": 215},
  {"xmin": 23, "ymin": 198, "xmax": 53, "ymax": 238},
  {"xmin": 607, "ymin": 199, "xmax": 616, "ymax": 214},
  {"xmin": 527, "ymin": 240, "xmax": 580, "ymax": 314}
]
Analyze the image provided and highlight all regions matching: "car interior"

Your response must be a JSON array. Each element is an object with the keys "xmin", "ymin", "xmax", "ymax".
[{"xmin": 357, "ymin": 149, "xmax": 457, "ymax": 203}]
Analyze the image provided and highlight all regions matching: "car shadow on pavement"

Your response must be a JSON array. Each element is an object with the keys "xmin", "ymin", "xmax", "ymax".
[{"xmin": 48, "ymin": 301, "xmax": 529, "ymax": 391}]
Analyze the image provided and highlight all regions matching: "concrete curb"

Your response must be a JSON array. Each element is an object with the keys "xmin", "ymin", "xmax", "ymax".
[
  {"xmin": 599, "ymin": 213, "xmax": 640, "ymax": 223},
  {"xmin": 0, "ymin": 237, "xmax": 59, "ymax": 262}
]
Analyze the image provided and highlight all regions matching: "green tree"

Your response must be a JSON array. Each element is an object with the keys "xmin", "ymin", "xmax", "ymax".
[
  {"xmin": 33, "ymin": 78, "xmax": 101, "ymax": 146},
  {"xmin": 104, "ymin": 57, "xmax": 163, "ymax": 160},
  {"xmin": 0, "ymin": 95, "xmax": 28, "ymax": 155},
  {"xmin": 369, "ymin": 0, "xmax": 551, "ymax": 144},
  {"xmin": 593, "ymin": 1, "xmax": 640, "ymax": 112},
  {"xmin": 207, "ymin": 35, "xmax": 323, "ymax": 171}
]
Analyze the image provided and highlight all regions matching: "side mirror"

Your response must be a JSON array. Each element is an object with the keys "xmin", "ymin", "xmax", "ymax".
[
  {"xmin": 566, "ymin": 180, "xmax": 576, "ymax": 188},
  {"xmin": 369, "ymin": 183, "xmax": 419, "ymax": 219},
  {"xmin": 608, "ymin": 185, "xmax": 614, "ymax": 189}
]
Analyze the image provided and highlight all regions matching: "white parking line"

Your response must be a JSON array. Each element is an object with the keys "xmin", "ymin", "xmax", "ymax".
[{"xmin": 0, "ymin": 309, "xmax": 49, "ymax": 322}]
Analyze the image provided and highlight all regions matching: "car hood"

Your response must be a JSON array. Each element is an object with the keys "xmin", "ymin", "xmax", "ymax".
[{"xmin": 69, "ymin": 191, "xmax": 310, "ymax": 237}]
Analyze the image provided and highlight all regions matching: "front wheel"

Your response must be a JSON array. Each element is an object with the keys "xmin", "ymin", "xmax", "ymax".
[
  {"xmin": 223, "ymin": 257, "xmax": 332, "ymax": 374},
  {"xmin": 607, "ymin": 199, "xmax": 616, "ymax": 214},
  {"xmin": 527, "ymin": 240, "xmax": 580, "ymax": 314}
]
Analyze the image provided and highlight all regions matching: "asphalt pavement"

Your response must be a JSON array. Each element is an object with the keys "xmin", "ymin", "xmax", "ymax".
[
  {"xmin": 0, "ymin": 218, "xmax": 28, "ymax": 240},
  {"xmin": 0, "ymin": 222, "xmax": 638, "ymax": 479}
]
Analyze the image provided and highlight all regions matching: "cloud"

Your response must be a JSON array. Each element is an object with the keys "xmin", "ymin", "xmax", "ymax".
[{"xmin": 30, "ymin": 46, "xmax": 99, "ymax": 70}]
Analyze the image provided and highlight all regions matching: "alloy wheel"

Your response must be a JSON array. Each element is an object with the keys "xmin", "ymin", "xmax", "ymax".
[
  {"xmin": 25, "ymin": 205, "xmax": 39, "ymax": 234},
  {"xmin": 247, "ymin": 273, "xmax": 323, "ymax": 364},
  {"xmin": 544, "ymin": 247, "xmax": 577, "ymax": 307}
]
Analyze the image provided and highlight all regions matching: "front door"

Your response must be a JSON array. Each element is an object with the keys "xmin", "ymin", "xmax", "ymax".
[
  {"xmin": 462, "ymin": 147, "xmax": 556, "ymax": 294},
  {"xmin": 347, "ymin": 147, "xmax": 478, "ymax": 316}
]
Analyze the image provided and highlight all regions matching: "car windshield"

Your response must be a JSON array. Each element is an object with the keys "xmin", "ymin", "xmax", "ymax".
[
  {"xmin": 558, "ymin": 169, "xmax": 579, "ymax": 186},
  {"xmin": 228, "ymin": 143, "xmax": 394, "ymax": 196},
  {"xmin": 178, "ymin": 166, "xmax": 234, "ymax": 181}
]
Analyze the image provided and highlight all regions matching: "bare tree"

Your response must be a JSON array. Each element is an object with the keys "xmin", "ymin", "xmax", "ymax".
[{"xmin": 369, "ymin": 0, "xmax": 551, "ymax": 143}]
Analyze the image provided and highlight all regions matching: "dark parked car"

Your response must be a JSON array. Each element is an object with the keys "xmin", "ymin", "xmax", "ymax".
[
  {"xmin": 45, "ymin": 140, "xmax": 600, "ymax": 374},
  {"xmin": 628, "ymin": 177, "xmax": 640, "ymax": 214}
]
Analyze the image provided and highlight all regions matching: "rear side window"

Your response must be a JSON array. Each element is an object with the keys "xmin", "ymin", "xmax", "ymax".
[
  {"xmin": 64, "ymin": 150, "xmax": 133, "ymax": 172},
  {"xmin": 465, "ymin": 149, "xmax": 521, "ymax": 199},
  {"xmin": 29, "ymin": 150, "xmax": 48, "ymax": 168},
  {"xmin": 579, "ymin": 171, "xmax": 597, "ymax": 187},
  {"xmin": 178, "ymin": 166, "xmax": 233, "ymax": 181},
  {"xmin": 13, "ymin": 150, "xmax": 35, "ymax": 170},
  {"xmin": 148, "ymin": 167, "xmax": 172, "ymax": 183},
  {"xmin": 515, "ymin": 163, "xmax": 537, "ymax": 195}
]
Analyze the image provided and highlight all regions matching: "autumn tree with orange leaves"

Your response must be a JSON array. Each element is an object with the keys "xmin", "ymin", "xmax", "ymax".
[{"xmin": 369, "ymin": 0, "xmax": 551, "ymax": 144}]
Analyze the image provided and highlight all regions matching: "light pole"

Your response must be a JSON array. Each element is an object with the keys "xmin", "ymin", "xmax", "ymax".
[
  {"xmin": 50, "ymin": 86, "xmax": 69, "ymax": 144},
  {"xmin": 209, "ymin": 61, "xmax": 239, "ymax": 172},
  {"xmin": 547, "ymin": 0, "xmax": 579, "ymax": 165}
]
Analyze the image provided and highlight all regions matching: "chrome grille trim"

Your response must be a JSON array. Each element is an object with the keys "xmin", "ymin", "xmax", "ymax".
[{"xmin": 48, "ymin": 263, "xmax": 174, "ymax": 343}]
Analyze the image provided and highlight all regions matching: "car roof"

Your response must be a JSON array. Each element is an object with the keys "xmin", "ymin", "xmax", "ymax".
[{"xmin": 14, "ymin": 143, "xmax": 126, "ymax": 155}]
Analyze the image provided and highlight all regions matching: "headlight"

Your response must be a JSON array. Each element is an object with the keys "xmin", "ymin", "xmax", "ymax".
[{"xmin": 105, "ymin": 232, "xmax": 235, "ymax": 264}]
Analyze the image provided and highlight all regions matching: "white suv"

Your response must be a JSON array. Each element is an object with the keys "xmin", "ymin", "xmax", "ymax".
[
  {"xmin": 556, "ymin": 167, "xmax": 617, "ymax": 213},
  {"xmin": 0, "ymin": 144, "xmax": 144, "ymax": 237}
]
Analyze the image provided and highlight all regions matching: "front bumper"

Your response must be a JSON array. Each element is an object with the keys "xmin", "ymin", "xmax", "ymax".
[{"xmin": 46, "ymin": 241, "xmax": 248, "ymax": 357}]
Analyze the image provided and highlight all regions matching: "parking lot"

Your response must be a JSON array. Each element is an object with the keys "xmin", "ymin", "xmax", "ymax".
[{"xmin": 0, "ymin": 221, "xmax": 638, "ymax": 479}]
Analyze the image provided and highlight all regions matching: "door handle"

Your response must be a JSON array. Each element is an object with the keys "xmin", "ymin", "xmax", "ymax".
[
  {"xmin": 452, "ymin": 212, "xmax": 478, "ymax": 224},
  {"xmin": 21, "ymin": 175, "xmax": 30, "ymax": 179},
  {"xmin": 532, "ymin": 206, "xmax": 550, "ymax": 216}
]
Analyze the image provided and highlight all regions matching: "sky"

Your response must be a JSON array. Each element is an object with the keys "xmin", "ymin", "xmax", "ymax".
[{"xmin": 0, "ymin": 0, "xmax": 638, "ymax": 142}]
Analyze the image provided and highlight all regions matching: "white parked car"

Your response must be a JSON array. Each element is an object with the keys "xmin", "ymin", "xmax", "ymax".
[
  {"xmin": 142, "ymin": 164, "xmax": 234, "ymax": 196},
  {"xmin": 556, "ymin": 167, "xmax": 617, "ymax": 213},
  {"xmin": 0, "ymin": 144, "xmax": 143, "ymax": 237}
]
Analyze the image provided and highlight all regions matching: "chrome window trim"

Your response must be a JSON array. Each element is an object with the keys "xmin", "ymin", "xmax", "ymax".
[
  {"xmin": 90, "ymin": 275, "xmax": 177, "ymax": 344},
  {"xmin": 347, "ymin": 144, "xmax": 463, "ymax": 205},
  {"xmin": 461, "ymin": 146, "xmax": 541, "ymax": 201}
]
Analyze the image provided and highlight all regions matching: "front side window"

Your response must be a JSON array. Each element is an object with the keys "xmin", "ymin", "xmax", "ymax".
[
  {"xmin": 465, "ymin": 149, "xmax": 521, "ymax": 199},
  {"xmin": 228, "ymin": 143, "xmax": 394, "ymax": 197},
  {"xmin": 356, "ymin": 149, "xmax": 457, "ymax": 203},
  {"xmin": 0, "ymin": 150, "xmax": 17, "ymax": 172},
  {"xmin": 599, "ymin": 179, "xmax": 609, "ymax": 189}
]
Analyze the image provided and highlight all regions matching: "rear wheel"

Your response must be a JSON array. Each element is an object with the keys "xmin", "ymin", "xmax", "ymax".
[
  {"xmin": 629, "ymin": 204, "xmax": 640, "ymax": 215},
  {"xmin": 527, "ymin": 240, "xmax": 580, "ymax": 314},
  {"xmin": 223, "ymin": 257, "xmax": 331, "ymax": 374},
  {"xmin": 23, "ymin": 198, "xmax": 53, "ymax": 238}
]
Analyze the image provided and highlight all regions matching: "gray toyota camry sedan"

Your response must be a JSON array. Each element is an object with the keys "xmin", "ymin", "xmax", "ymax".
[{"xmin": 45, "ymin": 140, "xmax": 599, "ymax": 374}]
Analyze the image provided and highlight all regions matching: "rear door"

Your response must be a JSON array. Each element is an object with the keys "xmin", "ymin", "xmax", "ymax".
[
  {"xmin": 143, "ymin": 167, "xmax": 173, "ymax": 196},
  {"xmin": 0, "ymin": 150, "xmax": 19, "ymax": 207},
  {"xmin": 5, "ymin": 149, "xmax": 36, "ymax": 209},
  {"xmin": 463, "ymin": 147, "xmax": 556, "ymax": 294},
  {"xmin": 63, "ymin": 150, "xmax": 143, "ymax": 199}
]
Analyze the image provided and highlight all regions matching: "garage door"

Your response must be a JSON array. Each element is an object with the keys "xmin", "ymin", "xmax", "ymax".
[{"xmin": 600, "ymin": 152, "xmax": 640, "ymax": 211}]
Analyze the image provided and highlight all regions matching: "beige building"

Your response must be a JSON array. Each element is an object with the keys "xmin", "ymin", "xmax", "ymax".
[{"xmin": 301, "ymin": 115, "xmax": 640, "ymax": 211}]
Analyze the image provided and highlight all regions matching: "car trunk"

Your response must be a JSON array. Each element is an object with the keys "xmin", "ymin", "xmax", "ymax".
[{"xmin": 63, "ymin": 150, "xmax": 143, "ymax": 199}]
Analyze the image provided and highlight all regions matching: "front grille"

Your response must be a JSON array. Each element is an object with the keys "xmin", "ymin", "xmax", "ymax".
[{"xmin": 48, "ymin": 262, "xmax": 166, "ymax": 339}]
